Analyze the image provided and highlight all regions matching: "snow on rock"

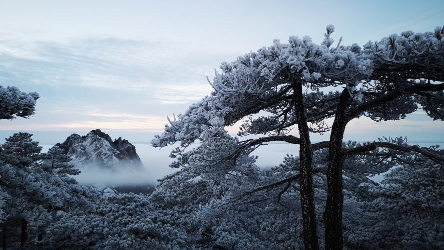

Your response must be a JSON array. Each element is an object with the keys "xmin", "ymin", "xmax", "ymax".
[{"xmin": 53, "ymin": 129, "xmax": 143, "ymax": 170}]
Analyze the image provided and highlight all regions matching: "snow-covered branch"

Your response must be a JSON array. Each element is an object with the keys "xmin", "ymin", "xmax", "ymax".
[
  {"xmin": 347, "ymin": 82, "xmax": 444, "ymax": 122},
  {"xmin": 344, "ymin": 141, "xmax": 444, "ymax": 165}
]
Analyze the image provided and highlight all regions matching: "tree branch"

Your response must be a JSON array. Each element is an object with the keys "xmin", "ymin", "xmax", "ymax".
[
  {"xmin": 242, "ymin": 175, "xmax": 301, "ymax": 197},
  {"xmin": 237, "ymin": 136, "xmax": 330, "ymax": 157},
  {"xmin": 225, "ymin": 85, "xmax": 293, "ymax": 124},
  {"xmin": 240, "ymin": 135, "xmax": 301, "ymax": 147},
  {"xmin": 277, "ymin": 181, "xmax": 292, "ymax": 202},
  {"xmin": 240, "ymin": 167, "xmax": 327, "ymax": 198},
  {"xmin": 344, "ymin": 141, "xmax": 444, "ymax": 165},
  {"xmin": 347, "ymin": 83, "xmax": 444, "ymax": 121},
  {"xmin": 312, "ymin": 141, "xmax": 330, "ymax": 151}
]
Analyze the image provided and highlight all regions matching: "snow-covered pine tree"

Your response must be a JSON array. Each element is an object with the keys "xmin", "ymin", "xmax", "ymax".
[
  {"xmin": 0, "ymin": 133, "xmax": 95, "ymax": 249},
  {"xmin": 153, "ymin": 26, "xmax": 444, "ymax": 249},
  {"xmin": 1, "ymin": 132, "xmax": 42, "ymax": 168}
]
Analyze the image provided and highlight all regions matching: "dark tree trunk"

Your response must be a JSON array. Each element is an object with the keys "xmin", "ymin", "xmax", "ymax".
[
  {"xmin": 324, "ymin": 89, "xmax": 350, "ymax": 250},
  {"xmin": 2, "ymin": 223, "xmax": 6, "ymax": 250},
  {"xmin": 38, "ymin": 226, "xmax": 43, "ymax": 242},
  {"xmin": 293, "ymin": 82, "xmax": 319, "ymax": 250},
  {"xmin": 20, "ymin": 218, "xmax": 28, "ymax": 248}
]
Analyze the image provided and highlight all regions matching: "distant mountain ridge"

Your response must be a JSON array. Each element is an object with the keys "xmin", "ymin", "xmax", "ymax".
[{"xmin": 54, "ymin": 129, "xmax": 143, "ymax": 169}]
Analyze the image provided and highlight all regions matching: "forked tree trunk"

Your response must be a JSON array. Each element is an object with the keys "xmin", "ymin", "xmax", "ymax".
[
  {"xmin": 325, "ymin": 89, "xmax": 350, "ymax": 250},
  {"xmin": 293, "ymin": 82, "xmax": 319, "ymax": 250}
]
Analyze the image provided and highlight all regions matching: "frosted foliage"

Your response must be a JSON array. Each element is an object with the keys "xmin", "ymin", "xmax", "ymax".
[
  {"xmin": 365, "ymin": 95, "xmax": 418, "ymax": 121},
  {"xmin": 339, "ymin": 138, "xmax": 444, "ymax": 250},
  {"xmin": 153, "ymin": 26, "xmax": 444, "ymax": 154},
  {"xmin": 150, "ymin": 150, "xmax": 398, "ymax": 249},
  {"xmin": 1, "ymin": 132, "xmax": 41, "ymax": 168},
  {"xmin": 46, "ymin": 194, "xmax": 189, "ymax": 250},
  {"xmin": 152, "ymin": 96, "xmax": 231, "ymax": 149},
  {"xmin": 349, "ymin": 157, "xmax": 444, "ymax": 249},
  {"xmin": 43, "ymin": 145, "xmax": 81, "ymax": 176},
  {"xmin": 367, "ymin": 27, "xmax": 444, "ymax": 66},
  {"xmin": 212, "ymin": 30, "xmax": 372, "ymax": 94},
  {"xmin": 302, "ymin": 143, "xmax": 444, "ymax": 249},
  {"xmin": 0, "ymin": 187, "xmax": 8, "ymax": 222},
  {"xmin": 0, "ymin": 133, "xmax": 96, "ymax": 248},
  {"xmin": 417, "ymin": 91, "xmax": 444, "ymax": 120},
  {"xmin": 153, "ymin": 25, "xmax": 444, "ymax": 161},
  {"xmin": 152, "ymin": 25, "xmax": 378, "ymax": 149},
  {"xmin": 151, "ymin": 153, "xmax": 307, "ymax": 249},
  {"xmin": 0, "ymin": 86, "xmax": 39, "ymax": 120}
]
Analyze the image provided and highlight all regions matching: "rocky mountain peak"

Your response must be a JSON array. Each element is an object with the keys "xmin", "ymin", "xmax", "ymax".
[
  {"xmin": 88, "ymin": 129, "xmax": 113, "ymax": 143},
  {"xmin": 55, "ymin": 129, "xmax": 143, "ymax": 169}
]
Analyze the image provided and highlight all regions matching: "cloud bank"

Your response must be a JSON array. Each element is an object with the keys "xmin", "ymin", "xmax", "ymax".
[{"xmin": 0, "ymin": 35, "xmax": 222, "ymax": 131}]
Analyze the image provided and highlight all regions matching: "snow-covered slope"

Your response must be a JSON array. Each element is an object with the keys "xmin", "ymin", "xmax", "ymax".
[{"xmin": 54, "ymin": 129, "xmax": 143, "ymax": 169}]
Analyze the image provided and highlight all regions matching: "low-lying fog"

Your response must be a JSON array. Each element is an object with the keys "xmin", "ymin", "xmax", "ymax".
[
  {"xmin": 40, "ymin": 143, "xmax": 298, "ymax": 188},
  {"xmin": 40, "ymin": 141, "xmax": 444, "ymax": 188}
]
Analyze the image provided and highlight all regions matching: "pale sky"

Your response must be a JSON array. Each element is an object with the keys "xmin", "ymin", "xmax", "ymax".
[{"xmin": 0, "ymin": 0, "xmax": 443, "ymax": 144}]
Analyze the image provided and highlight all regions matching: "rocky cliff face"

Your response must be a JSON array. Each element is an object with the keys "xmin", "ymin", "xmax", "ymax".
[{"xmin": 55, "ymin": 129, "xmax": 143, "ymax": 169}]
